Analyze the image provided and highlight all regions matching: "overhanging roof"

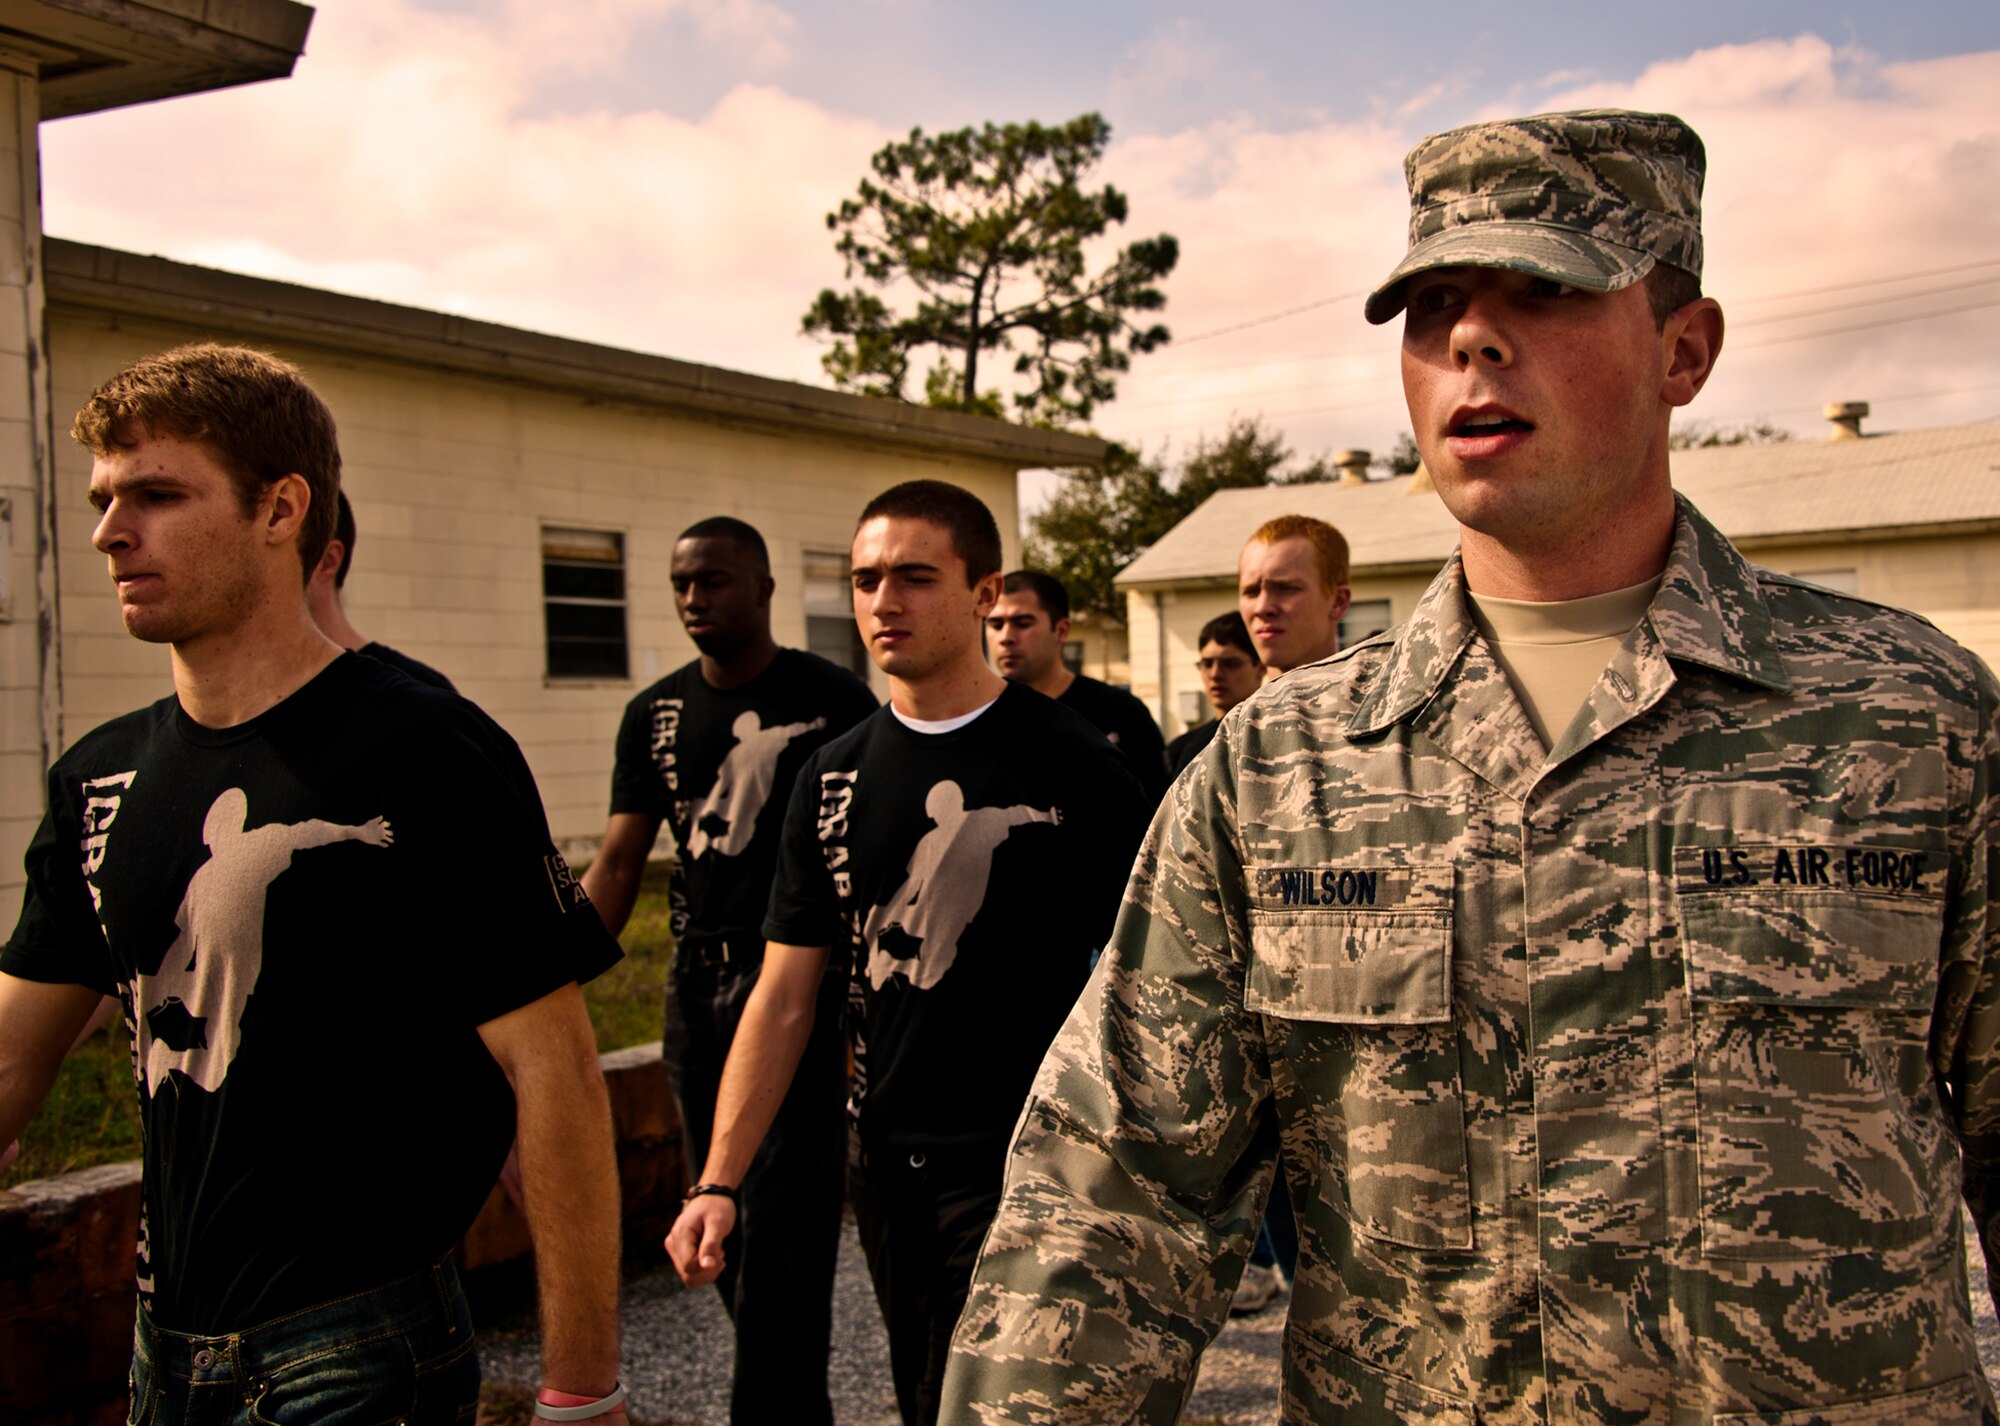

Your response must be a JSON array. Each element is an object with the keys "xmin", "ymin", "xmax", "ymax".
[
  {"xmin": 44, "ymin": 239, "xmax": 1111, "ymax": 470},
  {"xmin": 1116, "ymin": 421, "xmax": 2000, "ymax": 588},
  {"xmin": 2, "ymin": 0, "xmax": 311, "ymax": 119}
]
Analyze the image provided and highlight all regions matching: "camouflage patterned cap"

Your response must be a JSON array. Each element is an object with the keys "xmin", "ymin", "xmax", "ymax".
[{"xmin": 1364, "ymin": 108, "xmax": 1705, "ymax": 324}]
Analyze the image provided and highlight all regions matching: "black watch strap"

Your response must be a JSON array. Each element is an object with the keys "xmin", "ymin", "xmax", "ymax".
[{"xmin": 684, "ymin": 1182, "xmax": 740, "ymax": 1205}]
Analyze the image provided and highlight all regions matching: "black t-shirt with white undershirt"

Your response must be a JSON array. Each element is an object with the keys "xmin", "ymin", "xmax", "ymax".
[
  {"xmin": 765, "ymin": 681, "xmax": 1149, "ymax": 1151},
  {"xmin": 608, "ymin": 648, "xmax": 876, "ymax": 945},
  {"xmin": 1056, "ymin": 673, "xmax": 1169, "ymax": 799},
  {"xmin": 2, "ymin": 654, "xmax": 620, "ymax": 1333}
]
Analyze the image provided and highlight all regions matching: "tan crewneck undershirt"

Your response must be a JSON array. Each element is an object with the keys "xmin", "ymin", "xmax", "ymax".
[{"xmin": 1466, "ymin": 577, "xmax": 1662, "ymax": 750}]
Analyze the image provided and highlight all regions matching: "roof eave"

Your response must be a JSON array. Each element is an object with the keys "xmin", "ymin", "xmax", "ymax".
[
  {"xmin": 44, "ymin": 239, "xmax": 1110, "ymax": 469},
  {"xmin": 13, "ymin": 0, "xmax": 314, "ymax": 120}
]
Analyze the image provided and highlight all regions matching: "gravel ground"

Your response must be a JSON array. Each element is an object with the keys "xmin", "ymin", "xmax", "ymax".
[{"xmin": 480, "ymin": 1214, "xmax": 2000, "ymax": 1426}]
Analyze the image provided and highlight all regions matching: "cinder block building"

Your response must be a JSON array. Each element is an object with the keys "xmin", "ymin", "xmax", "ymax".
[
  {"xmin": 16, "ymin": 241, "xmax": 1103, "ymax": 890},
  {"xmin": 1116, "ymin": 416, "xmax": 2000, "ymax": 740}
]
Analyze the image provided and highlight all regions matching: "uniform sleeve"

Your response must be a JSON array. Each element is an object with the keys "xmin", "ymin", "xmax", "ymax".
[
  {"xmin": 941, "ymin": 728, "xmax": 1279, "ymax": 1423},
  {"xmin": 402, "ymin": 700, "xmax": 623, "ymax": 1027},
  {"xmin": 1, "ymin": 772, "xmax": 119, "ymax": 996},
  {"xmin": 1936, "ymin": 653, "xmax": 2000, "ymax": 1310},
  {"xmin": 762, "ymin": 747, "xmax": 845, "ymax": 949},
  {"xmin": 606, "ymin": 690, "xmax": 670, "ymax": 819}
]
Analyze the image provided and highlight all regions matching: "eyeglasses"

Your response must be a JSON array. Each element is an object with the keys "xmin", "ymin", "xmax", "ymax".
[{"xmin": 1196, "ymin": 655, "xmax": 1253, "ymax": 673}]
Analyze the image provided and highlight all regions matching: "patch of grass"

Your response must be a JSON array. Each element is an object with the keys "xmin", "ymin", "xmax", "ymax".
[
  {"xmin": 2, "ymin": 862, "xmax": 680, "ymax": 1192},
  {"xmin": 1, "ymin": 1017, "xmax": 141, "ymax": 1190},
  {"xmin": 579, "ymin": 859, "xmax": 677, "ymax": 1054}
]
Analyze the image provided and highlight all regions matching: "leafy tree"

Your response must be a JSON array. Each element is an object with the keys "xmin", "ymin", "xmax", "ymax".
[
  {"xmin": 802, "ymin": 112, "xmax": 1178, "ymax": 426},
  {"xmin": 1374, "ymin": 432, "xmax": 1423, "ymax": 477},
  {"xmin": 1669, "ymin": 418, "xmax": 1792, "ymax": 450},
  {"xmin": 1025, "ymin": 416, "xmax": 1327, "ymax": 624}
]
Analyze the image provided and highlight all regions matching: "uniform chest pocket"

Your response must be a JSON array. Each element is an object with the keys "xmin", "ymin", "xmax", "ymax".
[
  {"xmin": 1677, "ymin": 842, "xmax": 1948, "ymax": 1260},
  {"xmin": 1246, "ymin": 865, "xmax": 1470, "ymax": 1251}
]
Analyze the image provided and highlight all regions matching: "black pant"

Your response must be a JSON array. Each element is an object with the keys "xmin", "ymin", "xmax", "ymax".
[
  {"xmin": 849, "ymin": 1138, "xmax": 1008, "ymax": 1426},
  {"xmin": 666, "ymin": 953, "xmax": 849, "ymax": 1426}
]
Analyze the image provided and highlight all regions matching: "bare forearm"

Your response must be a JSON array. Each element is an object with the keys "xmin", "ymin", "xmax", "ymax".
[
  {"xmin": 0, "ymin": 976, "xmax": 104, "ymax": 1148},
  {"xmin": 490, "ymin": 992, "xmax": 623, "ymax": 1396},
  {"xmin": 701, "ymin": 968, "xmax": 821, "ymax": 1187},
  {"xmin": 581, "ymin": 817, "xmax": 656, "ymax": 937}
]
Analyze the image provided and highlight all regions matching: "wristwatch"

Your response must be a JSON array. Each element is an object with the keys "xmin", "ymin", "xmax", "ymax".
[{"xmin": 683, "ymin": 1182, "xmax": 739, "ymax": 1204}]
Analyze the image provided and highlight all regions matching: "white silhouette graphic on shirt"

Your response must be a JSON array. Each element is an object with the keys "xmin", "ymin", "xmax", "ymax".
[
  {"xmin": 138, "ymin": 788, "xmax": 393, "ymax": 1094},
  {"xmin": 686, "ymin": 711, "xmax": 826, "ymax": 859},
  {"xmin": 863, "ymin": 780, "xmax": 1059, "ymax": 990}
]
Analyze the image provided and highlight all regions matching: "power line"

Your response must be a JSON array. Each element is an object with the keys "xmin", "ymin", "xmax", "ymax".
[
  {"xmin": 1141, "ymin": 362, "xmax": 2000, "ymax": 444},
  {"xmin": 1722, "ymin": 256, "xmax": 2000, "ymax": 306},
  {"xmin": 1170, "ymin": 290, "xmax": 1367, "ymax": 345},
  {"xmin": 1679, "ymin": 377, "xmax": 2000, "ymax": 431},
  {"xmin": 1731, "ymin": 293, "xmax": 2000, "ymax": 350},
  {"xmin": 1143, "ymin": 256, "xmax": 2000, "ymax": 376},
  {"xmin": 1730, "ymin": 273, "xmax": 2000, "ymax": 329}
]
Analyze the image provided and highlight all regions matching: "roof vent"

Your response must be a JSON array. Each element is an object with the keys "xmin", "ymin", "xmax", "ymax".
[
  {"xmin": 1335, "ymin": 449, "xmax": 1371, "ymax": 486},
  {"xmin": 1824, "ymin": 401, "xmax": 1869, "ymax": 441}
]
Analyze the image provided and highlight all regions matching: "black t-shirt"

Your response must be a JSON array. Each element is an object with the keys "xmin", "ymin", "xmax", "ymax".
[
  {"xmin": 608, "ymin": 649, "xmax": 876, "ymax": 945},
  {"xmin": 765, "ymin": 682, "xmax": 1149, "ymax": 1150},
  {"xmin": 1166, "ymin": 718, "xmax": 1222, "ymax": 778},
  {"xmin": 360, "ymin": 640, "xmax": 456, "ymax": 693},
  {"xmin": 1057, "ymin": 674, "xmax": 1169, "ymax": 799},
  {"xmin": 2, "ymin": 654, "xmax": 620, "ymax": 1333}
]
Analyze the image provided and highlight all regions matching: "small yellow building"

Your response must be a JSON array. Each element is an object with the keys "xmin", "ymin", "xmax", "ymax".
[
  {"xmin": 1117, "ymin": 419, "xmax": 2000, "ymax": 739},
  {"xmin": 7, "ymin": 240, "xmax": 1103, "ymax": 893}
]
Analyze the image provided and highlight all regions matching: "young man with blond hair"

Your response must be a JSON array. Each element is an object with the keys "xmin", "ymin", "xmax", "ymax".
[
  {"xmin": 0, "ymin": 343, "xmax": 628, "ymax": 1425},
  {"xmin": 1237, "ymin": 512, "xmax": 1351, "ymax": 674}
]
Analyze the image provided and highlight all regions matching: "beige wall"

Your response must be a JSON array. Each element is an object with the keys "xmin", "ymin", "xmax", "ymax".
[
  {"xmin": 45, "ymin": 309, "xmax": 1023, "ymax": 864},
  {"xmin": 1745, "ymin": 532, "xmax": 2000, "ymax": 675},
  {"xmin": 1121, "ymin": 528, "xmax": 2000, "ymax": 744},
  {"xmin": 1067, "ymin": 615, "xmax": 1130, "ymax": 687},
  {"xmin": 0, "ymin": 60, "xmax": 53, "ymax": 903}
]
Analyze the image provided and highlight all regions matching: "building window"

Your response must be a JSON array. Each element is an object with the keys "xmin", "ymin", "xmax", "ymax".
[
  {"xmin": 1062, "ymin": 640, "xmax": 1085, "ymax": 673},
  {"xmin": 542, "ymin": 526, "xmax": 628, "ymax": 679},
  {"xmin": 1792, "ymin": 568, "xmax": 1859, "ymax": 594},
  {"xmin": 1339, "ymin": 598, "xmax": 1392, "ymax": 649},
  {"xmin": 803, "ymin": 548, "xmax": 867, "ymax": 678}
]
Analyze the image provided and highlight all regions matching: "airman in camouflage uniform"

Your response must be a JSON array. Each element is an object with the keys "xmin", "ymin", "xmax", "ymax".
[{"xmin": 939, "ymin": 109, "xmax": 2000, "ymax": 1424}]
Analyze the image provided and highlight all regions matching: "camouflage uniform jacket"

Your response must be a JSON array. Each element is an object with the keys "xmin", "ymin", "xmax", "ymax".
[{"xmin": 943, "ymin": 496, "xmax": 2000, "ymax": 1425}]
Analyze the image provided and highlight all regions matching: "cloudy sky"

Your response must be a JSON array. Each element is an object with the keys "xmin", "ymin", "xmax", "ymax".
[{"xmin": 41, "ymin": 2, "xmax": 2000, "ymax": 497}]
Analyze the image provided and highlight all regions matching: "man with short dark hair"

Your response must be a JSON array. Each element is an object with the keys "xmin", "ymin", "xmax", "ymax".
[
  {"xmin": 944, "ymin": 109, "xmax": 2000, "ymax": 1421},
  {"xmin": 0, "ymin": 343, "xmax": 628, "ymax": 1426},
  {"xmin": 1165, "ymin": 611, "xmax": 1261, "ymax": 777},
  {"xmin": 307, "ymin": 491, "xmax": 456, "ymax": 691},
  {"xmin": 1238, "ymin": 512, "xmax": 1351, "ymax": 675},
  {"xmin": 582, "ymin": 515, "xmax": 873, "ymax": 1426},
  {"xmin": 987, "ymin": 569, "xmax": 1168, "ymax": 797},
  {"xmin": 665, "ymin": 480, "xmax": 1148, "ymax": 1426}
]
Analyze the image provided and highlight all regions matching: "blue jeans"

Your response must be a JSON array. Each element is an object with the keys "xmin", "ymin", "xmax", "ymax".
[{"xmin": 128, "ymin": 1256, "xmax": 480, "ymax": 1426}]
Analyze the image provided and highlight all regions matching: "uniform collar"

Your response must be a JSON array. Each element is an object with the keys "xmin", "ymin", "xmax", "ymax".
[{"xmin": 1348, "ymin": 493, "xmax": 1789, "ymax": 739}]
